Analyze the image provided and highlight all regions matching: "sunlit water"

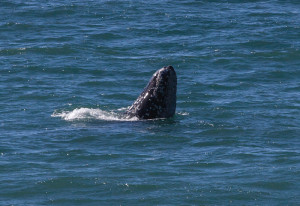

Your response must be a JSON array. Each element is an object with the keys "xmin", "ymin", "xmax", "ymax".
[{"xmin": 1, "ymin": 0, "xmax": 300, "ymax": 205}]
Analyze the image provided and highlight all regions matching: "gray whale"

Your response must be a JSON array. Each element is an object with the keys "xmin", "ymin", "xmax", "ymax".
[{"xmin": 126, "ymin": 66, "xmax": 177, "ymax": 119}]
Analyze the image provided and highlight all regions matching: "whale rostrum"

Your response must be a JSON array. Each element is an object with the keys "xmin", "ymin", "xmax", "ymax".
[{"xmin": 126, "ymin": 66, "xmax": 177, "ymax": 119}]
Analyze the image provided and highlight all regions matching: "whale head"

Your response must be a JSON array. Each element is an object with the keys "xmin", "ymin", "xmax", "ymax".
[{"xmin": 126, "ymin": 66, "xmax": 177, "ymax": 119}]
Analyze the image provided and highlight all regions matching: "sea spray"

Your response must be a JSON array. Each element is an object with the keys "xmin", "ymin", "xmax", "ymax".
[{"xmin": 52, "ymin": 108, "xmax": 138, "ymax": 121}]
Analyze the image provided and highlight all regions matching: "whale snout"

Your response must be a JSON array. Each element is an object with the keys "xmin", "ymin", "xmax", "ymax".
[
  {"xmin": 165, "ymin": 65, "xmax": 174, "ymax": 71},
  {"xmin": 161, "ymin": 65, "xmax": 174, "ymax": 73},
  {"xmin": 157, "ymin": 65, "xmax": 176, "ymax": 80},
  {"xmin": 126, "ymin": 66, "xmax": 177, "ymax": 119}
]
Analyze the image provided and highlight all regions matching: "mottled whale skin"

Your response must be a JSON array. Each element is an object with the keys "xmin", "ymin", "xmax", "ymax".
[{"xmin": 126, "ymin": 66, "xmax": 177, "ymax": 119}]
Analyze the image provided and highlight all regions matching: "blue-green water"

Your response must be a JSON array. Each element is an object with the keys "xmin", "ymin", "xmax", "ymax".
[{"xmin": 1, "ymin": 0, "xmax": 300, "ymax": 205}]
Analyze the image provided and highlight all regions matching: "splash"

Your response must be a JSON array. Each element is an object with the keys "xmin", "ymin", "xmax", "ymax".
[
  {"xmin": 178, "ymin": 112, "xmax": 189, "ymax": 116},
  {"xmin": 51, "ymin": 108, "xmax": 138, "ymax": 121}
]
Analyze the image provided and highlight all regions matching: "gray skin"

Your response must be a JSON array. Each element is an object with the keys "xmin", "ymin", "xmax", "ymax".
[{"xmin": 126, "ymin": 66, "xmax": 177, "ymax": 119}]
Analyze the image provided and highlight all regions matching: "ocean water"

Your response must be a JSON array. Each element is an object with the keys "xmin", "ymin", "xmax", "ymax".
[{"xmin": 1, "ymin": 0, "xmax": 300, "ymax": 205}]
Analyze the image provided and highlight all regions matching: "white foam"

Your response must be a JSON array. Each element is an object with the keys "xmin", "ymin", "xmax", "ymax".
[
  {"xmin": 178, "ymin": 112, "xmax": 189, "ymax": 116},
  {"xmin": 117, "ymin": 107, "xmax": 130, "ymax": 111},
  {"xmin": 51, "ymin": 108, "xmax": 138, "ymax": 121}
]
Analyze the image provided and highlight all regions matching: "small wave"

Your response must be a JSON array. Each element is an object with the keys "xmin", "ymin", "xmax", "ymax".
[
  {"xmin": 178, "ymin": 112, "xmax": 189, "ymax": 116},
  {"xmin": 51, "ymin": 108, "xmax": 138, "ymax": 121},
  {"xmin": 117, "ymin": 107, "xmax": 129, "ymax": 111}
]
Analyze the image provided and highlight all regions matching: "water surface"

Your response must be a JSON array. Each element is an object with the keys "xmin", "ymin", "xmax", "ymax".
[{"xmin": 1, "ymin": 0, "xmax": 300, "ymax": 205}]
